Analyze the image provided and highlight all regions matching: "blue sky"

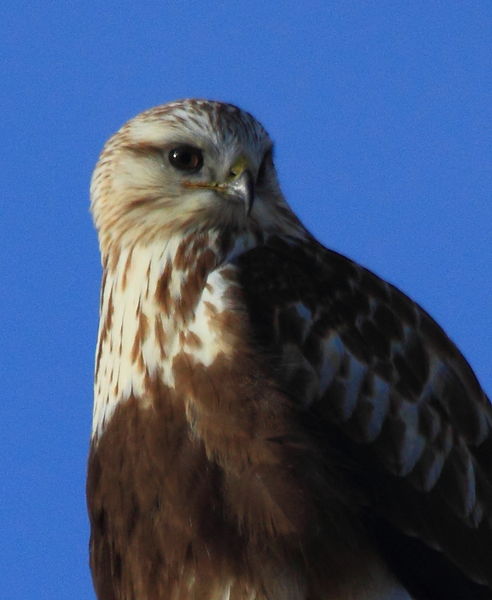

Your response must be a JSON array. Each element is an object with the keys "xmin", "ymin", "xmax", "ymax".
[{"xmin": 1, "ymin": 2, "xmax": 490, "ymax": 598}]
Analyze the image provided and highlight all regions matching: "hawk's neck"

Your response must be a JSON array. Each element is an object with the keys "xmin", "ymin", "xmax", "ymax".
[{"xmin": 92, "ymin": 229, "xmax": 259, "ymax": 440}]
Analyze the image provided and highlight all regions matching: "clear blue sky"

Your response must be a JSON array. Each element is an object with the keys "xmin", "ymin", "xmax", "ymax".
[{"xmin": 1, "ymin": 2, "xmax": 490, "ymax": 598}]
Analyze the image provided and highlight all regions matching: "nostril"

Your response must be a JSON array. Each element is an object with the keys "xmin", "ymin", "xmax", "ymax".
[{"xmin": 229, "ymin": 169, "xmax": 237, "ymax": 178}]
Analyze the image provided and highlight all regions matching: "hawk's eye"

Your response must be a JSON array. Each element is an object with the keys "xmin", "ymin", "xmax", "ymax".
[{"xmin": 168, "ymin": 146, "xmax": 203, "ymax": 172}]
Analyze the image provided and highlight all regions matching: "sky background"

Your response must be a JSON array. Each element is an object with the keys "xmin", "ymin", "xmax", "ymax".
[{"xmin": 1, "ymin": 2, "xmax": 491, "ymax": 598}]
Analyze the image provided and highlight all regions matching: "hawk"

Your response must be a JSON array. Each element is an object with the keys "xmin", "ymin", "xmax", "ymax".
[{"xmin": 88, "ymin": 99, "xmax": 492, "ymax": 600}]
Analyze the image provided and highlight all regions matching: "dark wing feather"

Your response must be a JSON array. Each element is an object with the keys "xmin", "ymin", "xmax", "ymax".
[{"xmin": 236, "ymin": 235, "xmax": 492, "ymax": 598}]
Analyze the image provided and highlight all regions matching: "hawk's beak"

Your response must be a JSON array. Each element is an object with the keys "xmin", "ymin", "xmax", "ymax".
[
  {"xmin": 220, "ymin": 155, "xmax": 254, "ymax": 216},
  {"xmin": 225, "ymin": 168, "xmax": 255, "ymax": 216},
  {"xmin": 182, "ymin": 156, "xmax": 255, "ymax": 215}
]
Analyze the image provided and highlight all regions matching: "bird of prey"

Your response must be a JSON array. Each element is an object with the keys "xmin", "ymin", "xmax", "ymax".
[{"xmin": 88, "ymin": 99, "xmax": 492, "ymax": 600}]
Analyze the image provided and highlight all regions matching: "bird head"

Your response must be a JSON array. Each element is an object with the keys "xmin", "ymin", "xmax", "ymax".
[{"xmin": 90, "ymin": 99, "xmax": 301, "ymax": 258}]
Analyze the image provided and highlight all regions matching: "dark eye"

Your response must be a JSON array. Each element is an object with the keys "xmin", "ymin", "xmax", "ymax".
[
  {"xmin": 257, "ymin": 148, "xmax": 273, "ymax": 185},
  {"xmin": 168, "ymin": 146, "xmax": 203, "ymax": 172}
]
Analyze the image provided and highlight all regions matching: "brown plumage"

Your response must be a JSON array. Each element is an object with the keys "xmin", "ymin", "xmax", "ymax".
[{"xmin": 88, "ymin": 99, "xmax": 492, "ymax": 600}]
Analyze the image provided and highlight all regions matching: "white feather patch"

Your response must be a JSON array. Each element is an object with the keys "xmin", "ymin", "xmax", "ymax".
[{"xmin": 92, "ymin": 242, "xmax": 244, "ymax": 440}]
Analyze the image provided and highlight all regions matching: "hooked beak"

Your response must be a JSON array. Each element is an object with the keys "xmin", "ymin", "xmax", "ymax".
[
  {"xmin": 182, "ymin": 156, "xmax": 255, "ymax": 216},
  {"xmin": 225, "ymin": 169, "xmax": 255, "ymax": 216}
]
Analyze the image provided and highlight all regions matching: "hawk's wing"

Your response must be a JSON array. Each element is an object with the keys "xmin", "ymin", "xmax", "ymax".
[{"xmin": 236, "ymin": 235, "xmax": 492, "ymax": 599}]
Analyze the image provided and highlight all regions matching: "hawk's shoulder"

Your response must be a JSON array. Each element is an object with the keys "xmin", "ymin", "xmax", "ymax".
[{"xmin": 235, "ymin": 235, "xmax": 492, "ymax": 595}]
